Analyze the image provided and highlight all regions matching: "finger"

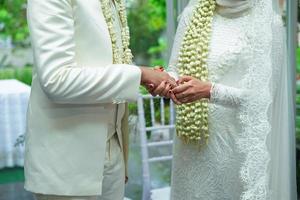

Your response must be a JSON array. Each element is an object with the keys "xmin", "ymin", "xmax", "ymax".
[
  {"xmin": 145, "ymin": 83, "xmax": 161, "ymax": 97},
  {"xmin": 177, "ymin": 93, "xmax": 192, "ymax": 102},
  {"xmin": 172, "ymin": 83, "xmax": 190, "ymax": 94},
  {"xmin": 175, "ymin": 90, "xmax": 192, "ymax": 99},
  {"xmin": 164, "ymin": 88, "xmax": 174, "ymax": 99},
  {"xmin": 146, "ymin": 83, "xmax": 155, "ymax": 91},
  {"xmin": 179, "ymin": 97, "xmax": 192, "ymax": 104},
  {"xmin": 167, "ymin": 79, "xmax": 177, "ymax": 89},
  {"xmin": 170, "ymin": 92, "xmax": 182, "ymax": 105},
  {"xmin": 179, "ymin": 95, "xmax": 199, "ymax": 104},
  {"xmin": 145, "ymin": 84, "xmax": 155, "ymax": 96},
  {"xmin": 178, "ymin": 76, "xmax": 193, "ymax": 84},
  {"xmin": 160, "ymin": 84, "xmax": 172, "ymax": 97},
  {"xmin": 164, "ymin": 91, "xmax": 171, "ymax": 99},
  {"xmin": 148, "ymin": 83, "xmax": 155, "ymax": 90},
  {"xmin": 159, "ymin": 83, "xmax": 172, "ymax": 97},
  {"xmin": 159, "ymin": 86, "xmax": 169, "ymax": 97},
  {"xmin": 153, "ymin": 81, "xmax": 168, "ymax": 96}
]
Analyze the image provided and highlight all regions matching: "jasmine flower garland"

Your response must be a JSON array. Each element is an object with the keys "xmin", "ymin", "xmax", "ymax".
[
  {"xmin": 100, "ymin": 0, "xmax": 133, "ymax": 64},
  {"xmin": 176, "ymin": 0, "xmax": 216, "ymax": 145}
]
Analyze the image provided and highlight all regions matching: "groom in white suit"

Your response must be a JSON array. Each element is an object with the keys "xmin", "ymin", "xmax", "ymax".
[{"xmin": 25, "ymin": 0, "xmax": 175, "ymax": 199}]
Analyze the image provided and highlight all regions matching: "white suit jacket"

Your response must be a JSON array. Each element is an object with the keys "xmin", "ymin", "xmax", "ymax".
[{"xmin": 24, "ymin": 0, "xmax": 141, "ymax": 196}]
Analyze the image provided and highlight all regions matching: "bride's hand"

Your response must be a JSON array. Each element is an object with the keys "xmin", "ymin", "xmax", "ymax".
[
  {"xmin": 172, "ymin": 76, "xmax": 212, "ymax": 104},
  {"xmin": 150, "ymin": 79, "xmax": 182, "ymax": 104},
  {"xmin": 146, "ymin": 77, "xmax": 182, "ymax": 104},
  {"xmin": 150, "ymin": 78, "xmax": 176, "ymax": 97}
]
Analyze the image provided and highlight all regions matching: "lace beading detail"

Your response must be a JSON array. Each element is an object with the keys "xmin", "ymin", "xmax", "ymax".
[
  {"xmin": 236, "ymin": 1, "xmax": 273, "ymax": 200},
  {"xmin": 210, "ymin": 83, "xmax": 247, "ymax": 107}
]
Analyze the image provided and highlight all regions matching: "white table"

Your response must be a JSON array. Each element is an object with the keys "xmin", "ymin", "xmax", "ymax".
[{"xmin": 0, "ymin": 79, "xmax": 30, "ymax": 168}]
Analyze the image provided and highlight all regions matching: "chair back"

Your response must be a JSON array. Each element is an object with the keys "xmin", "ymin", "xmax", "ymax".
[{"xmin": 137, "ymin": 94, "xmax": 176, "ymax": 200}]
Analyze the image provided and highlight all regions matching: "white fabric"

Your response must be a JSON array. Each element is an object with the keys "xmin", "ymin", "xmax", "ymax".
[
  {"xmin": 151, "ymin": 187, "xmax": 171, "ymax": 200},
  {"xmin": 269, "ymin": 1, "xmax": 297, "ymax": 199},
  {"xmin": 0, "ymin": 79, "xmax": 30, "ymax": 168},
  {"xmin": 34, "ymin": 136, "xmax": 126, "ymax": 200},
  {"xmin": 35, "ymin": 196, "xmax": 131, "ymax": 200},
  {"xmin": 216, "ymin": 0, "xmax": 253, "ymax": 18},
  {"xmin": 187, "ymin": 0, "xmax": 252, "ymax": 18},
  {"xmin": 100, "ymin": 135, "xmax": 125, "ymax": 200},
  {"xmin": 169, "ymin": 0, "xmax": 296, "ymax": 199},
  {"xmin": 25, "ymin": 0, "xmax": 141, "ymax": 196},
  {"xmin": 107, "ymin": 0, "xmax": 125, "ymax": 141}
]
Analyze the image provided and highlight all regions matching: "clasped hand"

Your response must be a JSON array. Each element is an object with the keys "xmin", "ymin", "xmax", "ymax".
[{"xmin": 140, "ymin": 67, "xmax": 212, "ymax": 105}]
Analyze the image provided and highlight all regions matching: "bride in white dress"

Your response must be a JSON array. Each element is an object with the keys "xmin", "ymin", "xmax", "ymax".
[{"xmin": 165, "ymin": 0, "xmax": 297, "ymax": 199}]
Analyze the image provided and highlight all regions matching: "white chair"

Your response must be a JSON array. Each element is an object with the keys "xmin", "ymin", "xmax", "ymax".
[{"xmin": 137, "ymin": 94, "xmax": 176, "ymax": 200}]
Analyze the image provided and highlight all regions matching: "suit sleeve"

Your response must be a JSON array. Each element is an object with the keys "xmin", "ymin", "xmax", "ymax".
[{"xmin": 27, "ymin": 0, "xmax": 141, "ymax": 104}]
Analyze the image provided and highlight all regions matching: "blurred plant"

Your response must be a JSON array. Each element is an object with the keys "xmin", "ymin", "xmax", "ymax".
[
  {"xmin": 0, "ymin": 0, "xmax": 168, "ymax": 65},
  {"xmin": 0, "ymin": 0, "xmax": 29, "ymax": 46},
  {"xmin": 148, "ymin": 37, "xmax": 167, "ymax": 67},
  {"xmin": 0, "ymin": 67, "xmax": 32, "ymax": 85},
  {"xmin": 127, "ymin": 0, "xmax": 166, "ymax": 66},
  {"xmin": 297, "ymin": 48, "xmax": 300, "ymax": 73},
  {"xmin": 0, "ymin": 54, "xmax": 8, "ymax": 68}
]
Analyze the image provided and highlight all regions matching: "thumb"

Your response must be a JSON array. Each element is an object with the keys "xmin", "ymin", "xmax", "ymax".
[
  {"xmin": 146, "ymin": 83, "xmax": 155, "ymax": 92},
  {"xmin": 178, "ymin": 76, "xmax": 193, "ymax": 84}
]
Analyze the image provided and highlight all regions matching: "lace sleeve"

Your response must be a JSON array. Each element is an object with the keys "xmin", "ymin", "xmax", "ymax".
[
  {"xmin": 210, "ymin": 83, "xmax": 248, "ymax": 107},
  {"xmin": 167, "ymin": 7, "xmax": 193, "ymax": 80}
]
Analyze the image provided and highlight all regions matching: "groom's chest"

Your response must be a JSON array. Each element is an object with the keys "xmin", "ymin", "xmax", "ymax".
[
  {"xmin": 70, "ymin": 0, "xmax": 119, "ymax": 67},
  {"xmin": 71, "ymin": 0, "xmax": 111, "ymax": 37}
]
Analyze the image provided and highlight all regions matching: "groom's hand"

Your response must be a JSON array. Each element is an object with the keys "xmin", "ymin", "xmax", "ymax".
[
  {"xmin": 139, "ymin": 66, "xmax": 181, "ymax": 104},
  {"xmin": 146, "ymin": 74, "xmax": 182, "ymax": 104},
  {"xmin": 140, "ymin": 66, "xmax": 177, "ymax": 95},
  {"xmin": 139, "ymin": 67, "xmax": 171, "ymax": 88}
]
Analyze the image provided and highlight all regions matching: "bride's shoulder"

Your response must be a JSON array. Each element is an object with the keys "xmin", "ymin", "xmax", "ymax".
[{"xmin": 177, "ymin": 6, "xmax": 194, "ymax": 25}]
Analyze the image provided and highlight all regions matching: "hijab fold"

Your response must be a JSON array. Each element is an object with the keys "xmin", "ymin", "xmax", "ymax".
[{"xmin": 216, "ymin": 0, "xmax": 252, "ymax": 18}]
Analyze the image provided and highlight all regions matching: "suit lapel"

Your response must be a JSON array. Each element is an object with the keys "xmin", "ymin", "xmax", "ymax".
[{"xmin": 86, "ymin": 0, "xmax": 113, "ymax": 52}]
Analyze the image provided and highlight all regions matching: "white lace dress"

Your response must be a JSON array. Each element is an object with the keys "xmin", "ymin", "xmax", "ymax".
[{"xmin": 168, "ymin": 1, "xmax": 295, "ymax": 199}]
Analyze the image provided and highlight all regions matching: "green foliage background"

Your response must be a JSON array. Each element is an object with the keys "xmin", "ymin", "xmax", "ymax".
[
  {"xmin": 0, "ymin": 0, "xmax": 167, "ymax": 64},
  {"xmin": 128, "ymin": 0, "xmax": 167, "ymax": 66},
  {"xmin": 0, "ymin": 0, "xmax": 29, "ymax": 45}
]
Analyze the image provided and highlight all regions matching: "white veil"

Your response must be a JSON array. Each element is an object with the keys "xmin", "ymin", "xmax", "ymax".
[
  {"xmin": 222, "ymin": 0, "xmax": 297, "ymax": 199},
  {"xmin": 227, "ymin": 0, "xmax": 296, "ymax": 199},
  {"xmin": 269, "ymin": 0, "xmax": 297, "ymax": 199}
]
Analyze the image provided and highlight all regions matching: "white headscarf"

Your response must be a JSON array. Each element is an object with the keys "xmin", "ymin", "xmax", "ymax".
[
  {"xmin": 188, "ymin": 0, "xmax": 252, "ymax": 18},
  {"xmin": 216, "ymin": 0, "xmax": 252, "ymax": 17}
]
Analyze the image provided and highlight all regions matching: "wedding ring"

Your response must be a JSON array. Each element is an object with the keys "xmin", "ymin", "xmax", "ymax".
[{"xmin": 154, "ymin": 66, "xmax": 164, "ymax": 72}]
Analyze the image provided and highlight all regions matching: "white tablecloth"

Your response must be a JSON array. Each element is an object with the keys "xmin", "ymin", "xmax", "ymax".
[{"xmin": 0, "ymin": 79, "xmax": 30, "ymax": 168}]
